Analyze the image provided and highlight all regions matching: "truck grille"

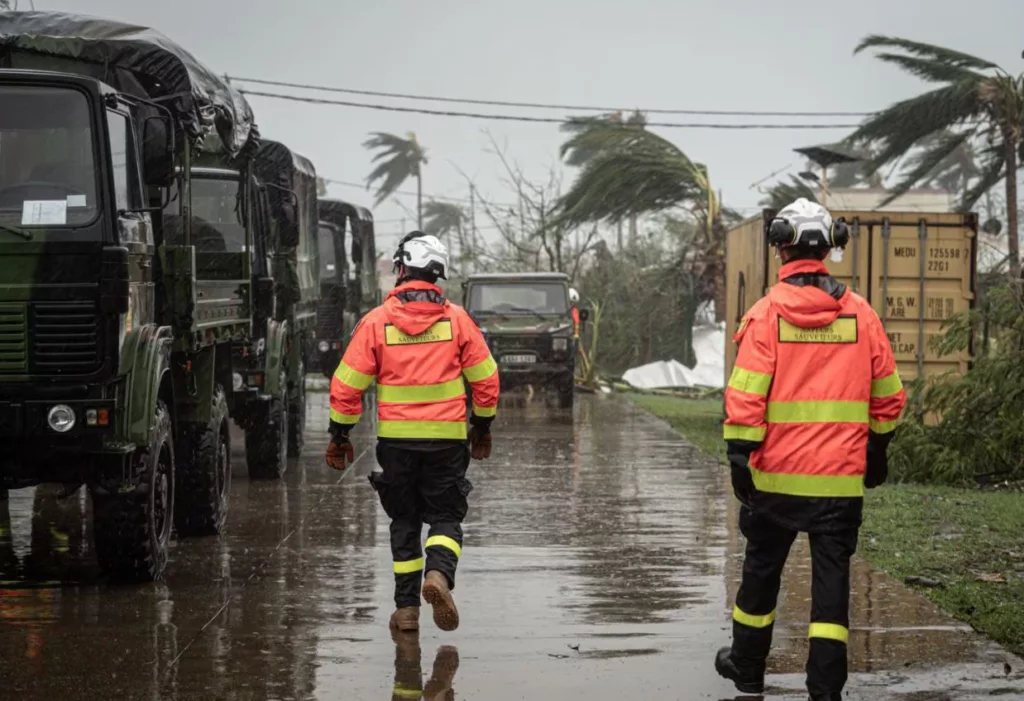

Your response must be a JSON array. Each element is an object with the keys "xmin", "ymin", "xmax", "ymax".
[
  {"xmin": 0, "ymin": 304, "xmax": 28, "ymax": 372},
  {"xmin": 30, "ymin": 302, "xmax": 101, "ymax": 374},
  {"xmin": 317, "ymin": 289, "xmax": 342, "ymax": 337}
]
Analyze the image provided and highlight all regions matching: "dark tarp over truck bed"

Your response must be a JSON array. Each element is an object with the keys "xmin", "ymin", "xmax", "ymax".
[{"xmin": 0, "ymin": 11, "xmax": 258, "ymax": 158}]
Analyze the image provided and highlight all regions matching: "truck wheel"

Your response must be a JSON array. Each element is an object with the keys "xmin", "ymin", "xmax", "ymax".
[
  {"xmin": 245, "ymin": 373, "xmax": 288, "ymax": 480},
  {"xmin": 287, "ymin": 361, "xmax": 306, "ymax": 458},
  {"xmin": 174, "ymin": 385, "xmax": 231, "ymax": 536},
  {"xmin": 92, "ymin": 400, "xmax": 174, "ymax": 582}
]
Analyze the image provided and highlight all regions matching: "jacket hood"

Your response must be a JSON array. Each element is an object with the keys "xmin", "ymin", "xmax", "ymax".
[
  {"xmin": 768, "ymin": 260, "xmax": 846, "ymax": 328},
  {"xmin": 383, "ymin": 281, "xmax": 450, "ymax": 335}
]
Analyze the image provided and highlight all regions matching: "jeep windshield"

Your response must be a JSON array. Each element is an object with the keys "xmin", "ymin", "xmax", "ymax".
[
  {"xmin": 0, "ymin": 85, "xmax": 99, "ymax": 231},
  {"xmin": 469, "ymin": 282, "xmax": 568, "ymax": 315}
]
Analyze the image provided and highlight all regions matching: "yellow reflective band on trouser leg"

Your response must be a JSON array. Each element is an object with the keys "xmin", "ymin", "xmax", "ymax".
[
  {"xmin": 425, "ymin": 535, "xmax": 462, "ymax": 559},
  {"xmin": 808, "ymin": 622, "xmax": 849, "ymax": 644},
  {"xmin": 733, "ymin": 605, "xmax": 776, "ymax": 629},
  {"xmin": 392, "ymin": 686, "xmax": 423, "ymax": 698},
  {"xmin": 393, "ymin": 558, "xmax": 425, "ymax": 575}
]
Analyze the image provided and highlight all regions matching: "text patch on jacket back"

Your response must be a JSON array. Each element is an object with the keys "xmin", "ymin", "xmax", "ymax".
[
  {"xmin": 778, "ymin": 316, "xmax": 857, "ymax": 344},
  {"xmin": 384, "ymin": 319, "xmax": 454, "ymax": 345}
]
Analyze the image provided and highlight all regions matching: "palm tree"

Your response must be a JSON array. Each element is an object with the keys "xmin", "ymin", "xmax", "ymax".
[
  {"xmin": 422, "ymin": 200, "xmax": 466, "ymax": 270},
  {"xmin": 363, "ymin": 132, "xmax": 428, "ymax": 229},
  {"xmin": 851, "ymin": 36, "xmax": 1024, "ymax": 277},
  {"xmin": 555, "ymin": 118, "xmax": 734, "ymax": 319}
]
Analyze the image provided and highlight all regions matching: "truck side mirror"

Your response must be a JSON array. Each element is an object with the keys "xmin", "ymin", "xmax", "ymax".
[
  {"xmin": 579, "ymin": 308, "xmax": 590, "ymax": 322},
  {"xmin": 142, "ymin": 115, "xmax": 175, "ymax": 188},
  {"xmin": 276, "ymin": 188, "xmax": 301, "ymax": 248}
]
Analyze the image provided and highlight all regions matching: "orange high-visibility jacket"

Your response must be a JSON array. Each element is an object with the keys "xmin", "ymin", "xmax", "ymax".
[
  {"xmin": 723, "ymin": 259, "xmax": 906, "ymax": 498},
  {"xmin": 330, "ymin": 280, "xmax": 500, "ymax": 440},
  {"xmin": 571, "ymin": 306, "xmax": 581, "ymax": 339}
]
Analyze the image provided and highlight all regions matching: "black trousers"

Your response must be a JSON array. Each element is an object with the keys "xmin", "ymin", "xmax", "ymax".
[
  {"xmin": 732, "ymin": 506, "xmax": 859, "ymax": 697},
  {"xmin": 370, "ymin": 441, "xmax": 472, "ymax": 608}
]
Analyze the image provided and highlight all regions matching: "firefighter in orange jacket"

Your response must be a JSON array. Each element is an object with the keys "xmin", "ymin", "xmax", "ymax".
[
  {"xmin": 715, "ymin": 199, "xmax": 906, "ymax": 701},
  {"xmin": 326, "ymin": 231, "xmax": 500, "ymax": 635}
]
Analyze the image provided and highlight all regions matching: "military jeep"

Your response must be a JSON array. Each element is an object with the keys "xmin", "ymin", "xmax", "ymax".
[{"xmin": 462, "ymin": 272, "xmax": 582, "ymax": 408}]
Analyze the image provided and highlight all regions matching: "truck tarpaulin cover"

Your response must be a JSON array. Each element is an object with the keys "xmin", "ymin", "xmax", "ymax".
[{"xmin": 0, "ymin": 11, "xmax": 258, "ymax": 158}]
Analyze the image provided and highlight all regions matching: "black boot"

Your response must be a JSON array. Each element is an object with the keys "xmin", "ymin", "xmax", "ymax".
[{"xmin": 715, "ymin": 646, "xmax": 765, "ymax": 694}]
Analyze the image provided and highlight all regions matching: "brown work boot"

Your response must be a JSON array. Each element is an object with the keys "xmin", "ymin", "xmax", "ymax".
[
  {"xmin": 389, "ymin": 606, "xmax": 420, "ymax": 633},
  {"xmin": 422, "ymin": 570, "xmax": 459, "ymax": 632},
  {"xmin": 423, "ymin": 645, "xmax": 460, "ymax": 700}
]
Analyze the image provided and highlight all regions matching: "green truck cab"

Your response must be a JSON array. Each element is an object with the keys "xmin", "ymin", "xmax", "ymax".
[
  {"xmin": 314, "ymin": 199, "xmax": 379, "ymax": 378},
  {"xmin": 0, "ymin": 12, "xmax": 318, "ymax": 581},
  {"xmin": 462, "ymin": 272, "xmax": 580, "ymax": 408}
]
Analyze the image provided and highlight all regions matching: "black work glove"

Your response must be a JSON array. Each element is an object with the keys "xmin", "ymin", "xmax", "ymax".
[
  {"xmin": 865, "ymin": 433, "xmax": 891, "ymax": 489},
  {"xmin": 726, "ymin": 440, "xmax": 758, "ymax": 507},
  {"xmin": 468, "ymin": 414, "xmax": 493, "ymax": 460}
]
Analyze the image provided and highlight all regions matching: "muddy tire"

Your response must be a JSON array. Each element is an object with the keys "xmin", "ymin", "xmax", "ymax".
[
  {"xmin": 174, "ymin": 385, "xmax": 231, "ymax": 536},
  {"xmin": 92, "ymin": 400, "xmax": 174, "ymax": 582},
  {"xmin": 245, "ymin": 373, "xmax": 288, "ymax": 480},
  {"xmin": 287, "ymin": 361, "xmax": 306, "ymax": 458}
]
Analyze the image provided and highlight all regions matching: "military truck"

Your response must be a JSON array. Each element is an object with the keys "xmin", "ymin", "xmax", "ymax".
[
  {"xmin": 247, "ymin": 141, "xmax": 321, "ymax": 467},
  {"xmin": 462, "ymin": 272, "xmax": 584, "ymax": 408},
  {"xmin": 0, "ymin": 12, "xmax": 310, "ymax": 580},
  {"xmin": 314, "ymin": 199, "xmax": 379, "ymax": 377}
]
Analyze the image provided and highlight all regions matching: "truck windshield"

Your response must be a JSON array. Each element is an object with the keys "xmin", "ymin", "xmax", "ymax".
[
  {"xmin": 318, "ymin": 224, "xmax": 340, "ymax": 280},
  {"xmin": 470, "ymin": 282, "xmax": 569, "ymax": 314},
  {"xmin": 0, "ymin": 86, "xmax": 98, "ymax": 229},
  {"xmin": 191, "ymin": 176, "xmax": 246, "ymax": 252}
]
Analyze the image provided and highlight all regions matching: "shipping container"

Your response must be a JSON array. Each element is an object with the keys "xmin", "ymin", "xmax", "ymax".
[{"xmin": 724, "ymin": 209, "xmax": 977, "ymax": 385}]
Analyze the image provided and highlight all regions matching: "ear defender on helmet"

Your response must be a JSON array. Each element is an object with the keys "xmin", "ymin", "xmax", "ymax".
[
  {"xmin": 767, "ymin": 217, "xmax": 797, "ymax": 248},
  {"xmin": 831, "ymin": 217, "xmax": 850, "ymax": 249}
]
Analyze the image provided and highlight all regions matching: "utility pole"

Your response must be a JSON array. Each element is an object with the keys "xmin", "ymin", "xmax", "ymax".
[{"xmin": 469, "ymin": 185, "xmax": 477, "ymax": 273}]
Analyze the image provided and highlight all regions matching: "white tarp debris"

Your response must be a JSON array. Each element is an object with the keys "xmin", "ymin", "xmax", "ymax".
[{"xmin": 621, "ymin": 323, "xmax": 726, "ymax": 389}]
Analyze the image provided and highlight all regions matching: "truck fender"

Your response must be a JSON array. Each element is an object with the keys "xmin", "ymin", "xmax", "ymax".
[
  {"xmin": 117, "ymin": 324, "xmax": 174, "ymax": 448},
  {"xmin": 264, "ymin": 319, "xmax": 288, "ymax": 398}
]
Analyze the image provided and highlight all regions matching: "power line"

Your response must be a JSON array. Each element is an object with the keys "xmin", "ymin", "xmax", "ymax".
[
  {"xmin": 230, "ymin": 75, "xmax": 874, "ymax": 118},
  {"xmin": 239, "ymin": 89, "xmax": 861, "ymax": 130}
]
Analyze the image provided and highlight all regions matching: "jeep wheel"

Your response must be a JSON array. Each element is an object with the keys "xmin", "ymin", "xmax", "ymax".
[
  {"xmin": 174, "ymin": 385, "xmax": 231, "ymax": 536},
  {"xmin": 92, "ymin": 400, "xmax": 174, "ymax": 582},
  {"xmin": 287, "ymin": 361, "xmax": 306, "ymax": 458},
  {"xmin": 245, "ymin": 373, "xmax": 289, "ymax": 480}
]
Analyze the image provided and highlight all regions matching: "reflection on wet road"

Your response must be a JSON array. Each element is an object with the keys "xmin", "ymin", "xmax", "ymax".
[{"xmin": 0, "ymin": 391, "xmax": 1019, "ymax": 700}]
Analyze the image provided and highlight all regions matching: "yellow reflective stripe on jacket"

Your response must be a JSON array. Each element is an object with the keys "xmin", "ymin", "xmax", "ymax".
[
  {"xmin": 808, "ymin": 622, "xmax": 849, "ymax": 644},
  {"xmin": 378, "ymin": 420, "xmax": 467, "ymax": 440},
  {"xmin": 393, "ymin": 557, "xmax": 425, "ymax": 574},
  {"xmin": 472, "ymin": 403, "xmax": 497, "ymax": 417},
  {"xmin": 378, "ymin": 377, "xmax": 465, "ymax": 404},
  {"xmin": 750, "ymin": 466, "xmax": 864, "ymax": 498},
  {"xmin": 766, "ymin": 400, "xmax": 869, "ymax": 424},
  {"xmin": 871, "ymin": 370, "xmax": 903, "ymax": 398},
  {"xmin": 727, "ymin": 366, "xmax": 772, "ymax": 396},
  {"xmin": 463, "ymin": 355, "xmax": 497, "ymax": 383},
  {"xmin": 869, "ymin": 418, "xmax": 898, "ymax": 434},
  {"xmin": 329, "ymin": 408, "xmax": 361, "ymax": 425},
  {"xmin": 334, "ymin": 361, "xmax": 375, "ymax": 390},
  {"xmin": 733, "ymin": 605, "xmax": 775, "ymax": 629},
  {"xmin": 426, "ymin": 535, "xmax": 462, "ymax": 558},
  {"xmin": 723, "ymin": 424, "xmax": 766, "ymax": 441}
]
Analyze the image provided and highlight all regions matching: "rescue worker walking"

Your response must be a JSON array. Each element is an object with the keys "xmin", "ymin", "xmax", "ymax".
[
  {"xmin": 325, "ymin": 232, "xmax": 499, "ymax": 634},
  {"xmin": 569, "ymin": 287, "xmax": 581, "ymax": 340},
  {"xmin": 715, "ymin": 199, "xmax": 906, "ymax": 701}
]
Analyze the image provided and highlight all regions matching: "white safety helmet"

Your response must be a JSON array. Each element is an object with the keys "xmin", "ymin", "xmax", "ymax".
[
  {"xmin": 392, "ymin": 231, "xmax": 449, "ymax": 280},
  {"xmin": 568, "ymin": 287, "xmax": 580, "ymax": 304},
  {"xmin": 768, "ymin": 198, "xmax": 849, "ymax": 250}
]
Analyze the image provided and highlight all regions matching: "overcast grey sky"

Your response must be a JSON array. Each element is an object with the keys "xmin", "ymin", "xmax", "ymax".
[{"xmin": 41, "ymin": 0, "xmax": 1024, "ymax": 247}]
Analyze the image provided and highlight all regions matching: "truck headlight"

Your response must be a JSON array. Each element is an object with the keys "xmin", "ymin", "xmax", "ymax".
[
  {"xmin": 318, "ymin": 340, "xmax": 330, "ymax": 353},
  {"xmin": 47, "ymin": 405, "xmax": 76, "ymax": 433},
  {"xmin": 552, "ymin": 337, "xmax": 568, "ymax": 351}
]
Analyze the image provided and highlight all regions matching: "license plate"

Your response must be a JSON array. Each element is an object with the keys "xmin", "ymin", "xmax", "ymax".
[{"xmin": 502, "ymin": 354, "xmax": 536, "ymax": 364}]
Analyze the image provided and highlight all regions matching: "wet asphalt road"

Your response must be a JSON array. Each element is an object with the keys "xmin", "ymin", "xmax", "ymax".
[{"xmin": 0, "ymin": 389, "xmax": 1020, "ymax": 701}]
